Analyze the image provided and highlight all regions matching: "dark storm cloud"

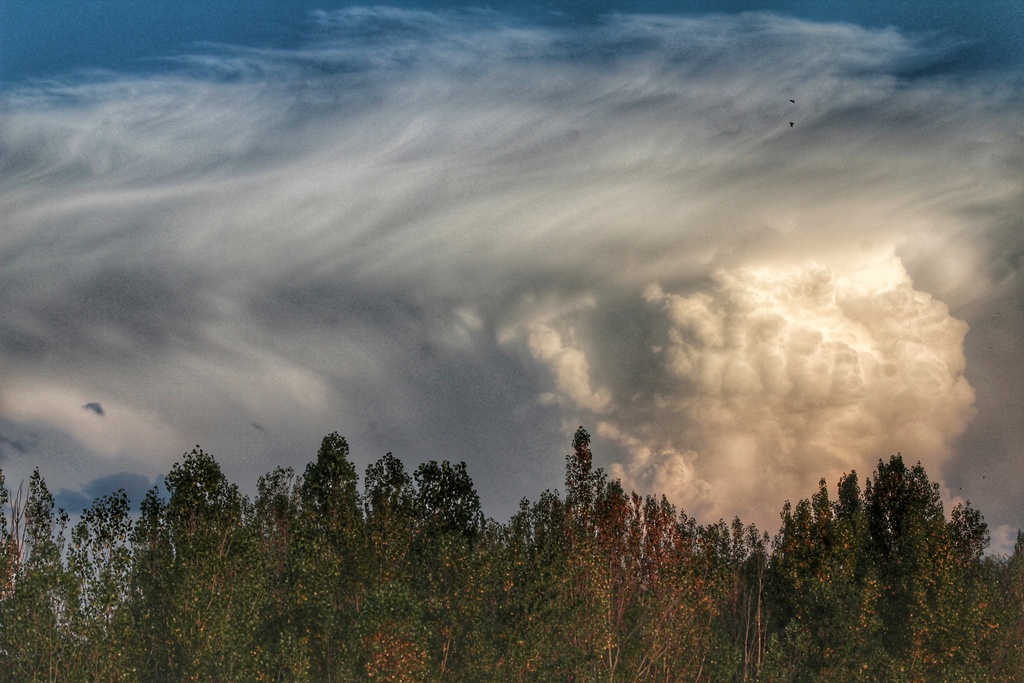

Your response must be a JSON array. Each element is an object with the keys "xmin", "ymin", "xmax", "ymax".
[
  {"xmin": 56, "ymin": 471, "xmax": 157, "ymax": 513},
  {"xmin": 82, "ymin": 471, "xmax": 154, "ymax": 503},
  {"xmin": 54, "ymin": 488, "xmax": 91, "ymax": 514},
  {"xmin": 0, "ymin": 260, "xmax": 213, "ymax": 363},
  {"xmin": 1, "ymin": 8, "xmax": 1022, "ymax": 539}
]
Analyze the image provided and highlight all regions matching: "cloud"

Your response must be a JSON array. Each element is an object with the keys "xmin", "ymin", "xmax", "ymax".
[
  {"xmin": 2, "ymin": 381, "xmax": 183, "ymax": 464},
  {"xmin": 0, "ymin": 9, "xmax": 1021, "ymax": 529},
  {"xmin": 83, "ymin": 402, "xmax": 104, "ymax": 416},
  {"xmin": 990, "ymin": 524, "xmax": 1020, "ymax": 557},
  {"xmin": 56, "ymin": 471, "xmax": 156, "ymax": 514},
  {"xmin": 82, "ymin": 471, "xmax": 153, "ymax": 503},
  {"xmin": 54, "ymin": 488, "xmax": 91, "ymax": 514},
  {"xmin": 0, "ymin": 431, "xmax": 36, "ymax": 456},
  {"xmin": 0, "ymin": 422, "xmax": 40, "ymax": 470},
  {"xmin": 526, "ymin": 324, "xmax": 613, "ymax": 414},
  {"xmin": 584, "ymin": 254, "xmax": 974, "ymax": 526}
]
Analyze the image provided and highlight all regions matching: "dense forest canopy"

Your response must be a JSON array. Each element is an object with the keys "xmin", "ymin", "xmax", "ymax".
[{"xmin": 1, "ymin": 428, "xmax": 1022, "ymax": 682}]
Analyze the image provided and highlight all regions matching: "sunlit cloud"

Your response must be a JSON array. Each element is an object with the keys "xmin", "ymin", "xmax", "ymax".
[{"xmin": 587, "ymin": 254, "xmax": 975, "ymax": 527}]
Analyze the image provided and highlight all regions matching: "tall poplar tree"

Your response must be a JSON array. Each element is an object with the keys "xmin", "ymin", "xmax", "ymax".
[{"xmin": 295, "ymin": 432, "xmax": 364, "ymax": 681}]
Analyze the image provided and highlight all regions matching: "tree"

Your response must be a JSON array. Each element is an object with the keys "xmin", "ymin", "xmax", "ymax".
[
  {"xmin": 130, "ymin": 447, "xmax": 261, "ymax": 681},
  {"xmin": 357, "ymin": 584, "xmax": 430, "ymax": 682},
  {"xmin": 559, "ymin": 426, "xmax": 616, "ymax": 680},
  {"xmin": 865, "ymin": 454, "xmax": 955, "ymax": 679},
  {"xmin": 364, "ymin": 453, "xmax": 416, "ymax": 592},
  {"xmin": 414, "ymin": 460, "xmax": 483, "ymax": 545},
  {"xmin": 67, "ymin": 490, "xmax": 135, "ymax": 681},
  {"xmin": 251, "ymin": 466, "xmax": 312, "ymax": 681},
  {"xmin": 498, "ymin": 490, "xmax": 570, "ymax": 680},
  {"xmin": 128, "ymin": 486, "xmax": 174, "ymax": 679},
  {"xmin": 0, "ymin": 432, "xmax": 1019, "ymax": 681},
  {"xmin": 0, "ymin": 469, "xmax": 21, "ymax": 607},
  {"xmin": 989, "ymin": 532, "xmax": 1024, "ymax": 681},
  {"xmin": 300, "ymin": 433, "xmax": 360, "ymax": 532},
  {"xmin": 294, "ymin": 433, "xmax": 364, "ymax": 681},
  {"xmin": 762, "ymin": 457, "xmax": 1002, "ymax": 682},
  {"xmin": 0, "ymin": 470, "xmax": 74, "ymax": 682},
  {"xmin": 764, "ymin": 475, "xmax": 882, "ymax": 682},
  {"xmin": 620, "ymin": 494, "xmax": 706, "ymax": 681},
  {"xmin": 412, "ymin": 460, "xmax": 484, "ymax": 678}
]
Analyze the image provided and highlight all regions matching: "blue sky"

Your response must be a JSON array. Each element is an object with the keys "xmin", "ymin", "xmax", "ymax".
[
  {"xmin": 4, "ymin": 1, "xmax": 1023, "ymax": 82},
  {"xmin": 2, "ymin": 1, "xmax": 1022, "ymax": 551}
]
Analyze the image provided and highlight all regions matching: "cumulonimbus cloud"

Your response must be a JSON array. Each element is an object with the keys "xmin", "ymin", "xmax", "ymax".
[
  {"xmin": 590, "ymin": 254, "xmax": 973, "ymax": 526},
  {"xmin": 0, "ymin": 8, "xmax": 1020, "ymax": 530}
]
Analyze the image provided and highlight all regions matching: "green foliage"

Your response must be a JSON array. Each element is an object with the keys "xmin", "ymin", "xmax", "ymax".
[
  {"xmin": 294, "ymin": 433, "xmax": 364, "ymax": 681},
  {"xmin": 301, "ymin": 432, "xmax": 360, "ymax": 529},
  {"xmin": 0, "ymin": 434, "xmax": 1018, "ymax": 682},
  {"xmin": 358, "ymin": 584, "xmax": 431, "ymax": 682},
  {"xmin": 414, "ymin": 459, "xmax": 483, "ymax": 545},
  {"xmin": 67, "ymin": 490, "xmax": 135, "ymax": 681},
  {"xmin": 0, "ymin": 469, "xmax": 17, "ymax": 606},
  {"xmin": 364, "ymin": 453, "xmax": 416, "ymax": 592},
  {"xmin": 988, "ymin": 533, "xmax": 1024, "ymax": 681},
  {"xmin": 129, "ymin": 447, "xmax": 262, "ymax": 681},
  {"xmin": 764, "ymin": 456, "xmax": 1005, "ymax": 683},
  {"xmin": 0, "ymin": 469, "xmax": 75, "ymax": 683}
]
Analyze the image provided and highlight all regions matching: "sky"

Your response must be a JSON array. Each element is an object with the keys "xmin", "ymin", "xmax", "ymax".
[{"xmin": 1, "ymin": 1, "xmax": 1023, "ymax": 552}]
